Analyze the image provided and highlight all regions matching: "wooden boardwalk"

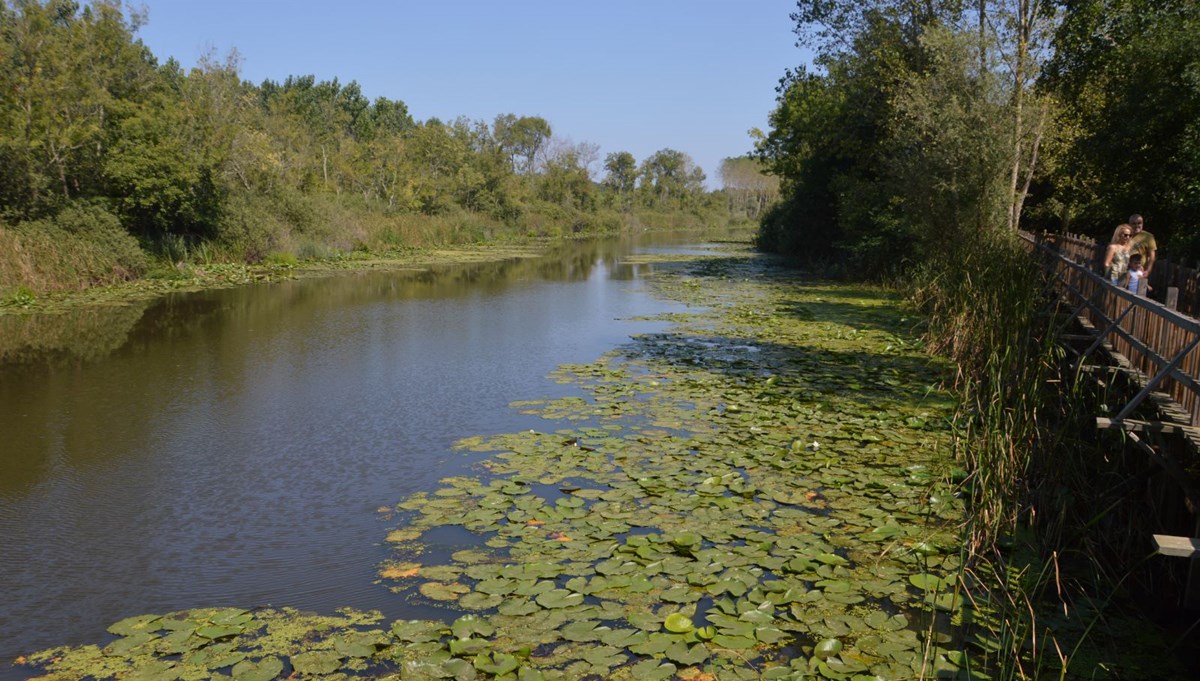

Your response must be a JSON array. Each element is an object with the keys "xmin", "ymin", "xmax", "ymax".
[{"xmin": 1021, "ymin": 230, "xmax": 1200, "ymax": 605}]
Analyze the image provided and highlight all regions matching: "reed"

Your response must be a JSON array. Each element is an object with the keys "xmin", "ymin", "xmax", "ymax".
[{"xmin": 910, "ymin": 230, "xmax": 1192, "ymax": 678}]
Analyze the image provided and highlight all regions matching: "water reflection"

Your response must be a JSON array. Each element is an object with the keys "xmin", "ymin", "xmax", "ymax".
[{"xmin": 0, "ymin": 231, "xmax": 711, "ymax": 668}]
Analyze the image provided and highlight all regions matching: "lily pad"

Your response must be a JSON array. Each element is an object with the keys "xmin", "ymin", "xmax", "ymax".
[
  {"xmin": 231, "ymin": 656, "xmax": 283, "ymax": 681},
  {"xmin": 535, "ymin": 589, "xmax": 583, "ymax": 609},
  {"xmin": 290, "ymin": 650, "xmax": 342, "ymax": 675},
  {"xmin": 663, "ymin": 612, "xmax": 695, "ymax": 633}
]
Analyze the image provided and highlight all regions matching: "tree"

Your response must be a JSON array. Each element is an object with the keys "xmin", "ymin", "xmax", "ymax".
[
  {"xmin": 1043, "ymin": 0, "xmax": 1200, "ymax": 252},
  {"xmin": 638, "ymin": 149, "xmax": 705, "ymax": 208},
  {"xmin": 603, "ymin": 151, "xmax": 637, "ymax": 198},
  {"xmin": 718, "ymin": 156, "xmax": 779, "ymax": 219},
  {"xmin": 493, "ymin": 113, "xmax": 551, "ymax": 174},
  {"xmin": 0, "ymin": 0, "xmax": 154, "ymax": 216}
]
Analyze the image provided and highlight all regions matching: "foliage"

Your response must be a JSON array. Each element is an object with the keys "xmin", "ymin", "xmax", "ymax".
[
  {"xmin": 0, "ymin": 0, "xmax": 725, "ymax": 294},
  {"xmin": 1042, "ymin": 0, "xmax": 1200, "ymax": 252}
]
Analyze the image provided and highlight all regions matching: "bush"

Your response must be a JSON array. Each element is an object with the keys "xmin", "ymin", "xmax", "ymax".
[{"xmin": 0, "ymin": 204, "xmax": 148, "ymax": 294}]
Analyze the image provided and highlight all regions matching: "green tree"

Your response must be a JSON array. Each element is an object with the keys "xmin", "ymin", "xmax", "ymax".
[
  {"xmin": 0, "ymin": 0, "xmax": 153, "ymax": 216},
  {"xmin": 493, "ymin": 113, "xmax": 551, "ymax": 174},
  {"xmin": 1043, "ymin": 0, "xmax": 1200, "ymax": 252},
  {"xmin": 638, "ymin": 148, "xmax": 705, "ymax": 208},
  {"xmin": 602, "ymin": 151, "xmax": 637, "ymax": 201},
  {"xmin": 718, "ymin": 156, "xmax": 779, "ymax": 219}
]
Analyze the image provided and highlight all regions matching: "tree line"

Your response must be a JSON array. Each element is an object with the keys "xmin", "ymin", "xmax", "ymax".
[
  {"xmin": 756, "ymin": 0, "xmax": 1200, "ymax": 271},
  {"xmin": 0, "ymin": 0, "xmax": 777, "ymax": 294}
]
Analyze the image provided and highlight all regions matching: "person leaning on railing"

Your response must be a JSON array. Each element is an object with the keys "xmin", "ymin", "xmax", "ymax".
[{"xmin": 1104, "ymin": 223, "xmax": 1133, "ymax": 285}]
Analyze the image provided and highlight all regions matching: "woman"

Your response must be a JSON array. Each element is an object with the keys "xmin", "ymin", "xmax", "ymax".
[
  {"xmin": 1099, "ymin": 224, "xmax": 1128, "ymax": 282},
  {"xmin": 1104, "ymin": 223, "xmax": 1133, "ymax": 285}
]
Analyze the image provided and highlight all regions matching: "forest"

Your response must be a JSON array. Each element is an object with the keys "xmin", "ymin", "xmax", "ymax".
[
  {"xmin": 0, "ymin": 0, "xmax": 777, "ymax": 297},
  {"xmin": 756, "ymin": 0, "xmax": 1200, "ymax": 273}
]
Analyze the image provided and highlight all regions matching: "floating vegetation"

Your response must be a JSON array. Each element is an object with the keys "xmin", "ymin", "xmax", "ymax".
[{"xmin": 22, "ymin": 245, "xmax": 984, "ymax": 680}]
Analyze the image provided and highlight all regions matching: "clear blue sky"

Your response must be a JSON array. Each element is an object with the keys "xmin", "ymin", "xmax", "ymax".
[{"xmin": 132, "ymin": 0, "xmax": 811, "ymax": 189}]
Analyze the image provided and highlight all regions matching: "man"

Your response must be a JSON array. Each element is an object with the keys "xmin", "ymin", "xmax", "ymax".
[{"xmin": 1127, "ymin": 214, "xmax": 1156, "ymax": 294}]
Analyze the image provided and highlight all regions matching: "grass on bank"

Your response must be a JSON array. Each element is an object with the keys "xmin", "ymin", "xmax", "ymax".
[
  {"xmin": 1, "ymin": 196, "xmax": 746, "ymax": 312},
  {"xmin": 909, "ymin": 230, "xmax": 1194, "ymax": 679}
]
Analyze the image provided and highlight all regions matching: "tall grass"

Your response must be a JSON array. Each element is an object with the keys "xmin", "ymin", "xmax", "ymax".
[
  {"xmin": 0, "ymin": 206, "xmax": 148, "ymax": 297},
  {"xmin": 909, "ymin": 230, "xmax": 1194, "ymax": 678}
]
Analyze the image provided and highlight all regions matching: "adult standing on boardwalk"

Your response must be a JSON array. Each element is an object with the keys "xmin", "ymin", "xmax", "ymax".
[
  {"xmin": 1128, "ymin": 214, "xmax": 1156, "ymax": 293},
  {"xmin": 1104, "ymin": 223, "xmax": 1133, "ymax": 285}
]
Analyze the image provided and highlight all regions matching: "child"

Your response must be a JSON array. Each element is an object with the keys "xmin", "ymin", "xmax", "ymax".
[{"xmin": 1126, "ymin": 253, "xmax": 1144, "ymax": 294}]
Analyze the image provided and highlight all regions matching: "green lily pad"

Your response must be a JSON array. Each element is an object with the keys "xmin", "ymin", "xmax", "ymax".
[
  {"xmin": 451, "ymin": 615, "xmax": 496, "ymax": 639},
  {"xmin": 663, "ymin": 613, "xmax": 695, "ymax": 633},
  {"xmin": 420, "ymin": 581, "xmax": 471, "ymax": 601},
  {"xmin": 290, "ymin": 651, "xmax": 342, "ymax": 675},
  {"xmin": 473, "ymin": 652, "xmax": 520, "ymax": 676},
  {"xmin": 535, "ymin": 589, "xmax": 583, "ymax": 609},
  {"xmin": 629, "ymin": 659, "xmax": 678, "ymax": 679},
  {"xmin": 392, "ymin": 619, "xmax": 446, "ymax": 643},
  {"xmin": 449, "ymin": 637, "xmax": 491, "ymax": 656},
  {"xmin": 664, "ymin": 640, "xmax": 710, "ymax": 665},
  {"xmin": 231, "ymin": 656, "xmax": 283, "ymax": 681},
  {"xmin": 107, "ymin": 614, "xmax": 162, "ymax": 636},
  {"xmin": 814, "ymin": 637, "xmax": 843, "ymax": 660}
]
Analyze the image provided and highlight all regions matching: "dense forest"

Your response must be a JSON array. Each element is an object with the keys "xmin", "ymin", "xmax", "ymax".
[
  {"xmin": 757, "ymin": 0, "xmax": 1200, "ymax": 272},
  {"xmin": 0, "ymin": 0, "xmax": 777, "ymax": 296}
]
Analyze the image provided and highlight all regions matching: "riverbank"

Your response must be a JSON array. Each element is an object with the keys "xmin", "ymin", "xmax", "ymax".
[{"xmin": 0, "ymin": 222, "xmax": 753, "ymax": 316}]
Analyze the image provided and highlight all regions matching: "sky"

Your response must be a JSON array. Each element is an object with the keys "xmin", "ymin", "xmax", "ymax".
[{"xmin": 131, "ymin": 0, "xmax": 812, "ymax": 189}]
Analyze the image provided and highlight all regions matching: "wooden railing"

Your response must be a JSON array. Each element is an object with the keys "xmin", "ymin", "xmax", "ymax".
[
  {"xmin": 1020, "ymin": 230, "xmax": 1200, "ymax": 427},
  {"xmin": 1035, "ymin": 230, "xmax": 1200, "ymax": 317}
]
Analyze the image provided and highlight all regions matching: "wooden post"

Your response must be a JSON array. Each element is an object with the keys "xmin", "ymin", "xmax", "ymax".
[{"xmin": 1168, "ymin": 287, "xmax": 1180, "ymax": 310}]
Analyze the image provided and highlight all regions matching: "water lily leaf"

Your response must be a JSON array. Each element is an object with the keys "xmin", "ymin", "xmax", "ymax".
[
  {"xmin": 908, "ymin": 573, "xmax": 942, "ymax": 590},
  {"xmin": 452, "ymin": 615, "xmax": 496, "ymax": 639},
  {"xmin": 473, "ymin": 652, "xmax": 519, "ymax": 676},
  {"xmin": 813, "ymin": 637, "xmax": 843, "ymax": 660},
  {"xmin": 231, "ymin": 656, "xmax": 283, "ymax": 681},
  {"xmin": 333, "ymin": 633, "xmax": 381, "ymax": 658},
  {"xmin": 125, "ymin": 660, "xmax": 181, "ymax": 681},
  {"xmin": 290, "ymin": 651, "xmax": 342, "ymax": 675},
  {"xmin": 629, "ymin": 659, "xmax": 678, "ymax": 680},
  {"xmin": 498, "ymin": 598, "xmax": 540, "ymax": 616},
  {"xmin": 209, "ymin": 609, "xmax": 252, "ymax": 626},
  {"xmin": 475, "ymin": 578, "xmax": 517, "ymax": 595},
  {"xmin": 535, "ymin": 589, "xmax": 583, "ymax": 609},
  {"xmin": 459, "ymin": 592, "xmax": 504, "ymax": 610},
  {"xmin": 628, "ymin": 612, "xmax": 663, "ymax": 631},
  {"xmin": 561, "ymin": 620, "xmax": 603, "ymax": 642},
  {"xmin": 814, "ymin": 553, "xmax": 848, "ymax": 566},
  {"xmin": 755, "ymin": 626, "xmax": 790, "ymax": 644},
  {"xmin": 392, "ymin": 619, "xmax": 446, "ymax": 643},
  {"xmin": 107, "ymin": 614, "xmax": 162, "ymax": 636},
  {"xmin": 420, "ymin": 581, "xmax": 470, "ymax": 601},
  {"xmin": 926, "ymin": 591, "xmax": 963, "ymax": 612},
  {"xmin": 664, "ymin": 641, "xmax": 710, "ymax": 665},
  {"xmin": 599, "ymin": 628, "xmax": 645, "ymax": 647},
  {"xmin": 104, "ymin": 632, "xmax": 157, "ymax": 656},
  {"xmin": 196, "ymin": 624, "xmax": 243, "ymax": 640},
  {"xmin": 711, "ymin": 634, "xmax": 757, "ymax": 649},
  {"xmin": 582, "ymin": 644, "xmax": 627, "ymax": 669},
  {"xmin": 449, "ymin": 637, "xmax": 491, "ymax": 656},
  {"xmin": 664, "ymin": 613, "xmax": 695, "ymax": 633},
  {"xmin": 661, "ymin": 585, "xmax": 700, "ymax": 603}
]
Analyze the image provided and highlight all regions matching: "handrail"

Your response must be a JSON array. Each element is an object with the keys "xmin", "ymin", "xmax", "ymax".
[{"xmin": 1020, "ymin": 230, "xmax": 1200, "ymax": 426}]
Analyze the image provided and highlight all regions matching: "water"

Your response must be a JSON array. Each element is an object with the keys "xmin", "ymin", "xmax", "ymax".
[{"xmin": 0, "ymin": 233, "xmax": 716, "ymax": 672}]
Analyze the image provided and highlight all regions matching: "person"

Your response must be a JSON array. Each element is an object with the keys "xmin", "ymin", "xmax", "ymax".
[
  {"xmin": 1104, "ymin": 223, "xmax": 1133, "ymax": 285},
  {"xmin": 1127, "ymin": 253, "xmax": 1144, "ymax": 294},
  {"xmin": 1127, "ymin": 214, "xmax": 1156, "ymax": 293}
]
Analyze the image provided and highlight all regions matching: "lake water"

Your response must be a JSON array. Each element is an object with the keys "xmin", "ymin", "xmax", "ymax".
[{"xmin": 0, "ymin": 233, "xmax": 717, "ymax": 673}]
